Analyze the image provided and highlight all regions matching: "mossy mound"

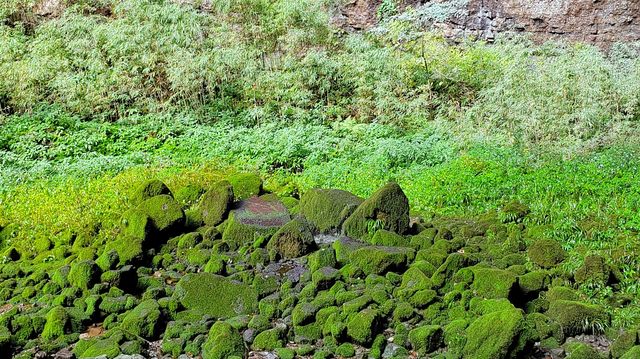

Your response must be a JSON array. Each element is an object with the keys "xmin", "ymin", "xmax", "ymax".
[
  {"xmin": 202, "ymin": 321, "xmax": 245, "ymax": 359},
  {"xmin": 408, "ymin": 325, "xmax": 443, "ymax": 355},
  {"xmin": 574, "ymin": 255, "xmax": 612, "ymax": 286},
  {"xmin": 546, "ymin": 300, "xmax": 609, "ymax": 337},
  {"xmin": 343, "ymin": 182, "xmax": 410, "ymax": 239},
  {"xmin": 174, "ymin": 273, "xmax": 258, "ymax": 318},
  {"xmin": 299, "ymin": 188, "xmax": 363, "ymax": 233},
  {"xmin": 228, "ymin": 173, "xmax": 263, "ymax": 200},
  {"xmin": 528, "ymin": 239, "xmax": 566, "ymax": 268},
  {"xmin": 132, "ymin": 179, "xmax": 172, "ymax": 205},
  {"xmin": 222, "ymin": 196, "xmax": 290, "ymax": 249},
  {"xmin": 138, "ymin": 194, "xmax": 185, "ymax": 236},
  {"xmin": 471, "ymin": 267, "xmax": 517, "ymax": 299},
  {"xmin": 120, "ymin": 300, "xmax": 161, "ymax": 337},
  {"xmin": 68, "ymin": 260, "xmax": 100, "ymax": 290},
  {"xmin": 349, "ymin": 246, "xmax": 414, "ymax": 275},
  {"xmin": 267, "ymin": 218, "xmax": 316, "ymax": 259},
  {"xmin": 198, "ymin": 181, "xmax": 234, "ymax": 226}
]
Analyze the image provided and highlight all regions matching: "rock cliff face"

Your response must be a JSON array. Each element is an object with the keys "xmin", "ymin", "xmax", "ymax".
[
  {"xmin": 442, "ymin": 0, "xmax": 640, "ymax": 46},
  {"xmin": 335, "ymin": 0, "xmax": 640, "ymax": 47}
]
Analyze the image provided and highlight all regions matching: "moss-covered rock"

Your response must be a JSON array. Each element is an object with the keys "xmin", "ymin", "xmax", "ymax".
[
  {"xmin": 229, "ymin": 173, "xmax": 263, "ymax": 200},
  {"xmin": 107, "ymin": 208, "xmax": 154, "ymax": 264},
  {"xmin": 174, "ymin": 184, "xmax": 206, "ymax": 207},
  {"xmin": 432, "ymin": 253, "xmax": 471, "ymax": 289},
  {"xmin": 546, "ymin": 286, "xmax": 579, "ymax": 301},
  {"xmin": 517, "ymin": 270, "xmax": 550, "ymax": 297},
  {"xmin": 463, "ymin": 309, "xmax": 529, "ymax": 359},
  {"xmin": 574, "ymin": 255, "xmax": 612, "ymax": 286},
  {"xmin": 471, "ymin": 267, "xmax": 517, "ymax": 299},
  {"xmin": 68, "ymin": 260, "xmax": 100, "ymax": 290},
  {"xmin": 202, "ymin": 321, "xmax": 245, "ymax": 359},
  {"xmin": 175, "ymin": 273, "xmax": 258, "ymax": 318},
  {"xmin": 347, "ymin": 309, "xmax": 380, "ymax": 345},
  {"xmin": 138, "ymin": 194, "xmax": 185, "ymax": 236},
  {"xmin": 621, "ymin": 346, "xmax": 640, "ymax": 359},
  {"xmin": 349, "ymin": 246, "xmax": 413, "ymax": 275},
  {"xmin": 546, "ymin": 300, "xmax": 609, "ymax": 337},
  {"xmin": 370, "ymin": 229, "xmax": 407, "ymax": 247},
  {"xmin": 222, "ymin": 196, "xmax": 290, "ymax": 250},
  {"xmin": 610, "ymin": 327, "xmax": 640, "ymax": 358},
  {"xmin": 132, "ymin": 179, "xmax": 172, "ymax": 204},
  {"xmin": 408, "ymin": 325, "xmax": 443, "ymax": 355},
  {"xmin": 198, "ymin": 181, "xmax": 234, "ymax": 226},
  {"xmin": 501, "ymin": 201, "xmax": 530, "ymax": 223},
  {"xmin": 308, "ymin": 248, "xmax": 337, "ymax": 273},
  {"xmin": 528, "ymin": 239, "xmax": 566, "ymax": 268},
  {"xmin": 120, "ymin": 299, "xmax": 161, "ymax": 337},
  {"xmin": 298, "ymin": 188, "xmax": 363, "ymax": 233},
  {"xmin": 564, "ymin": 342, "xmax": 604, "ymax": 359},
  {"xmin": 267, "ymin": 218, "xmax": 316, "ymax": 259},
  {"xmin": 343, "ymin": 182, "xmax": 410, "ymax": 239},
  {"xmin": 41, "ymin": 306, "xmax": 69, "ymax": 341},
  {"xmin": 0, "ymin": 325, "xmax": 9, "ymax": 353},
  {"xmin": 252, "ymin": 327, "xmax": 285, "ymax": 350}
]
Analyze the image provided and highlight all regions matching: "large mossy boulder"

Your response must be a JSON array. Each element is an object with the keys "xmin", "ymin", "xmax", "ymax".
[
  {"xmin": 107, "ymin": 208, "xmax": 155, "ymax": 265},
  {"xmin": 463, "ymin": 309, "xmax": 530, "ymax": 359},
  {"xmin": 42, "ymin": 306, "xmax": 69, "ymax": 341},
  {"xmin": 120, "ymin": 300, "xmax": 161, "ymax": 337},
  {"xmin": 528, "ymin": 239, "xmax": 566, "ymax": 268},
  {"xmin": 349, "ymin": 245, "xmax": 414, "ymax": 275},
  {"xmin": 408, "ymin": 325, "xmax": 443, "ymax": 355},
  {"xmin": 346, "ymin": 309, "xmax": 380, "ymax": 345},
  {"xmin": 198, "ymin": 181, "xmax": 234, "ymax": 226},
  {"xmin": 175, "ymin": 273, "xmax": 258, "ymax": 318},
  {"xmin": 138, "ymin": 194, "xmax": 185, "ymax": 236},
  {"xmin": 202, "ymin": 321, "xmax": 245, "ymax": 359},
  {"xmin": 299, "ymin": 188, "xmax": 363, "ymax": 233},
  {"xmin": 267, "ymin": 218, "xmax": 316, "ymax": 259},
  {"xmin": 68, "ymin": 260, "xmax": 100, "ymax": 290},
  {"xmin": 546, "ymin": 300, "xmax": 609, "ymax": 337},
  {"xmin": 222, "ymin": 196, "xmax": 290, "ymax": 250},
  {"xmin": 343, "ymin": 182, "xmax": 410, "ymax": 239},
  {"xmin": 574, "ymin": 255, "xmax": 612, "ymax": 286},
  {"xmin": 228, "ymin": 173, "xmax": 263, "ymax": 200},
  {"xmin": 132, "ymin": 179, "xmax": 172, "ymax": 205}
]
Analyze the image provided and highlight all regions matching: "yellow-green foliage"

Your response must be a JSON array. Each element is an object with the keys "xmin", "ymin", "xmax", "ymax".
[{"xmin": 228, "ymin": 173, "xmax": 263, "ymax": 200}]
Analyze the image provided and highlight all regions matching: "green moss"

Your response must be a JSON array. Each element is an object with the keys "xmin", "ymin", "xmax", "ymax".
[
  {"xmin": 621, "ymin": 346, "xmax": 640, "ymax": 359},
  {"xmin": 202, "ymin": 321, "xmax": 245, "ymax": 359},
  {"xmin": 471, "ymin": 267, "xmax": 517, "ymax": 299},
  {"xmin": 221, "ymin": 197, "xmax": 290, "ymax": 250},
  {"xmin": 293, "ymin": 322, "xmax": 322, "ymax": 343},
  {"xmin": 409, "ymin": 228, "xmax": 437, "ymax": 249},
  {"xmin": 335, "ymin": 342, "xmax": 356, "ymax": 357},
  {"xmin": 469, "ymin": 298, "xmax": 515, "ymax": 315},
  {"xmin": 463, "ymin": 309, "xmax": 528, "ymax": 359},
  {"xmin": 78, "ymin": 336, "xmax": 121, "ymax": 358},
  {"xmin": 528, "ymin": 239, "xmax": 566, "ymax": 268},
  {"xmin": 501, "ymin": 201, "xmax": 530, "ymax": 223},
  {"xmin": 252, "ymin": 327, "xmax": 285, "ymax": 350},
  {"xmin": 204, "ymin": 254, "xmax": 226, "ymax": 275},
  {"xmin": 175, "ymin": 273, "xmax": 258, "ymax": 318},
  {"xmin": 332, "ymin": 238, "xmax": 367, "ymax": 264},
  {"xmin": 292, "ymin": 302, "xmax": 318, "ymax": 326},
  {"xmin": 162, "ymin": 338, "xmax": 185, "ymax": 357},
  {"xmin": 174, "ymin": 184, "xmax": 205, "ymax": 207},
  {"xmin": 371, "ymin": 229, "xmax": 407, "ymax": 247},
  {"xmin": 132, "ymin": 179, "xmax": 172, "ymax": 205},
  {"xmin": 610, "ymin": 328, "xmax": 639, "ymax": 359},
  {"xmin": 565, "ymin": 342, "xmax": 604, "ymax": 359},
  {"xmin": 276, "ymin": 348, "xmax": 296, "ymax": 359},
  {"xmin": 42, "ymin": 306, "xmax": 69, "ymax": 341},
  {"xmin": 575, "ymin": 255, "xmax": 611, "ymax": 286},
  {"xmin": 546, "ymin": 286, "xmax": 579, "ymax": 301},
  {"xmin": 432, "ymin": 253, "xmax": 471, "ymax": 289},
  {"xmin": 0, "ymin": 325, "xmax": 10, "ymax": 353},
  {"xmin": 349, "ymin": 246, "xmax": 413, "ymax": 275},
  {"xmin": 343, "ymin": 182, "xmax": 410, "ymax": 239},
  {"xmin": 198, "ymin": 181, "xmax": 234, "ymax": 226},
  {"xmin": 68, "ymin": 260, "xmax": 100, "ymax": 290},
  {"xmin": 346, "ymin": 308, "xmax": 379, "ymax": 345},
  {"xmin": 546, "ymin": 300, "xmax": 609, "ymax": 337},
  {"xmin": 229, "ymin": 173, "xmax": 263, "ymax": 200},
  {"xmin": 120, "ymin": 299, "xmax": 161, "ymax": 338},
  {"xmin": 408, "ymin": 325, "xmax": 443, "ymax": 355},
  {"xmin": 308, "ymin": 248, "xmax": 337, "ymax": 273},
  {"xmin": 138, "ymin": 194, "xmax": 185, "ymax": 235},
  {"xmin": 298, "ymin": 188, "xmax": 363, "ymax": 233},
  {"xmin": 267, "ymin": 218, "xmax": 315, "ymax": 259},
  {"xmin": 408, "ymin": 289, "xmax": 437, "ymax": 309}
]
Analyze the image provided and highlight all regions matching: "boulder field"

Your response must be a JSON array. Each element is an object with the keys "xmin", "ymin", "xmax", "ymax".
[{"xmin": 0, "ymin": 175, "xmax": 638, "ymax": 359}]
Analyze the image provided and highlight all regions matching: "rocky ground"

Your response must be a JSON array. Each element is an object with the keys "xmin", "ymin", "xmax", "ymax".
[{"xmin": 0, "ymin": 175, "xmax": 639, "ymax": 359}]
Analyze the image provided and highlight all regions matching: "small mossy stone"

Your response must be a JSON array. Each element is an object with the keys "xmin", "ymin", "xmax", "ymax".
[
  {"xmin": 222, "ymin": 196, "xmax": 290, "ymax": 250},
  {"xmin": 471, "ymin": 267, "xmax": 517, "ymax": 299},
  {"xmin": 517, "ymin": 270, "xmax": 550, "ymax": 296},
  {"xmin": 346, "ymin": 309, "xmax": 380, "ymax": 345},
  {"xmin": 199, "ymin": 181, "xmax": 234, "ymax": 226},
  {"xmin": 349, "ymin": 246, "xmax": 413, "ymax": 275},
  {"xmin": 371, "ymin": 229, "xmax": 407, "ymax": 247},
  {"xmin": 565, "ymin": 342, "xmax": 604, "ymax": 359},
  {"xmin": 252, "ymin": 327, "xmax": 285, "ymax": 350},
  {"xmin": 267, "ymin": 218, "xmax": 316, "ymax": 259},
  {"xmin": 343, "ymin": 182, "xmax": 410, "ymax": 239},
  {"xmin": 528, "ymin": 239, "xmax": 566, "ymax": 268},
  {"xmin": 335, "ymin": 342, "xmax": 356, "ymax": 357},
  {"xmin": 202, "ymin": 321, "xmax": 245, "ymax": 359},
  {"xmin": 546, "ymin": 286, "xmax": 579, "ymax": 301},
  {"xmin": 463, "ymin": 309, "xmax": 528, "ymax": 359},
  {"xmin": 276, "ymin": 348, "xmax": 296, "ymax": 359},
  {"xmin": 610, "ymin": 328, "xmax": 640, "ymax": 358},
  {"xmin": 546, "ymin": 300, "xmax": 609, "ymax": 337},
  {"xmin": 132, "ymin": 179, "xmax": 172, "ymax": 204},
  {"xmin": 138, "ymin": 195, "xmax": 185, "ymax": 236},
  {"xmin": 42, "ymin": 306, "xmax": 69, "ymax": 341},
  {"xmin": 298, "ymin": 188, "xmax": 363, "ymax": 233},
  {"xmin": 175, "ymin": 273, "xmax": 258, "ymax": 318},
  {"xmin": 120, "ymin": 299, "xmax": 161, "ymax": 338},
  {"xmin": 68, "ymin": 260, "xmax": 100, "ymax": 290},
  {"xmin": 308, "ymin": 248, "xmax": 337, "ymax": 273},
  {"xmin": 229, "ymin": 173, "xmax": 263, "ymax": 200},
  {"xmin": 408, "ymin": 325, "xmax": 443, "ymax": 355}
]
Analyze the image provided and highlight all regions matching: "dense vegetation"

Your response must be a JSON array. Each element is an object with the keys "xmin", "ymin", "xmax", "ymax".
[{"xmin": 0, "ymin": 0, "xmax": 639, "ymax": 358}]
